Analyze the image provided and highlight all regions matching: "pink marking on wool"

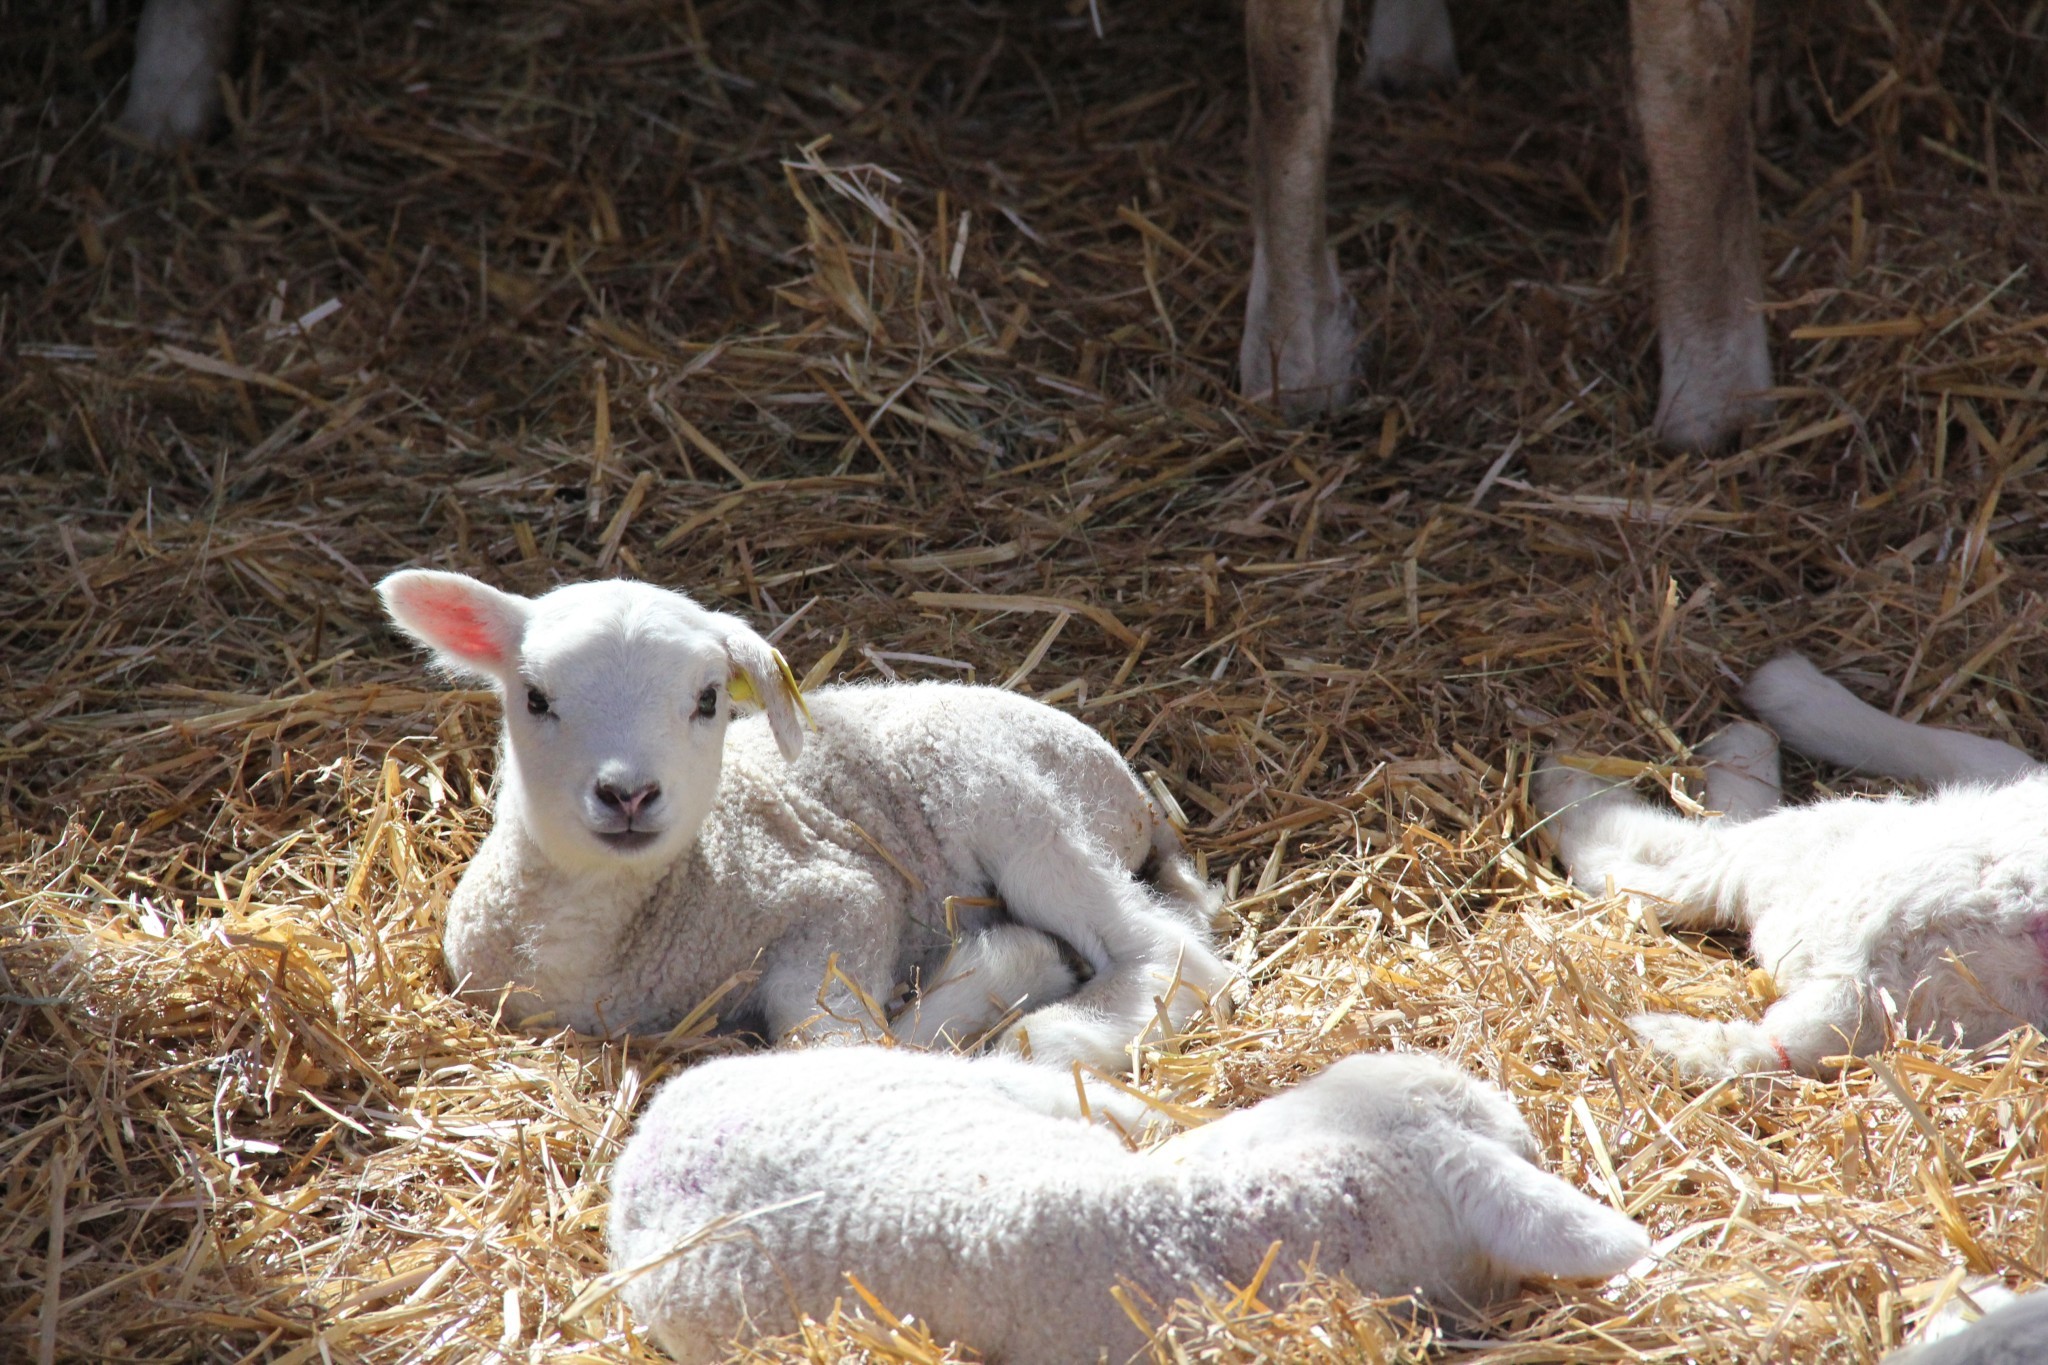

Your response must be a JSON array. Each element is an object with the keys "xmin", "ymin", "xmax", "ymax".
[
  {"xmin": 1769, "ymin": 1036, "xmax": 1792, "ymax": 1072},
  {"xmin": 2030, "ymin": 917, "xmax": 2048, "ymax": 970}
]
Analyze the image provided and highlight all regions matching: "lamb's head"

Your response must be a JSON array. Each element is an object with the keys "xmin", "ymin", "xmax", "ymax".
[
  {"xmin": 379, "ymin": 571, "xmax": 806, "ymax": 873},
  {"xmin": 1161, "ymin": 1054, "xmax": 1649, "ymax": 1281}
]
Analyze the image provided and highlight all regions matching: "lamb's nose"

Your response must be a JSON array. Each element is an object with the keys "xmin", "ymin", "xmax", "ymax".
[{"xmin": 595, "ymin": 781, "xmax": 661, "ymax": 822}]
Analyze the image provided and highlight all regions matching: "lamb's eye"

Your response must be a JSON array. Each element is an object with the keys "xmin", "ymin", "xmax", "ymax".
[
  {"xmin": 695, "ymin": 685, "xmax": 719, "ymax": 719},
  {"xmin": 526, "ymin": 687, "xmax": 551, "ymax": 716}
]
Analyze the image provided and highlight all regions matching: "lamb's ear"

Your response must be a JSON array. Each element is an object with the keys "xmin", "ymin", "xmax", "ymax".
[
  {"xmin": 1437, "ymin": 1137, "xmax": 1650, "ymax": 1280},
  {"xmin": 722, "ymin": 622, "xmax": 809, "ymax": 760},
  {"xmin": 378, "ymin": 570, "xmax": 531, "ymax": 683}
]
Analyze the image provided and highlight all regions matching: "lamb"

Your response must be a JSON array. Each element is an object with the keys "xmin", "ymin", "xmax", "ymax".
[
  {"xmin": 1534, "ymin": 653, "xmax": 2048, "ymax": 1080},
  {"xmin": 378, "ymin": 569, "xmax": 1233, "ymax": 1070},
  {"xmin": 605, "ymin": 1046, "xmax": 1651, "ymax": 1364}
]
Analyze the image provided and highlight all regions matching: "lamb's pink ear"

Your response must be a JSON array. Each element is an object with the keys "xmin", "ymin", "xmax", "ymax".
[
  {"xmin": 721, "ymin": 620, "xmax": 809, "ymax": 761},
  {"xmin": 378, "ymin": 570, "xmax": 531, "ymax": 682},
  {"xmin": 1438, "ymin": 1137, "xmax": 1650, "ymax": 1280}
]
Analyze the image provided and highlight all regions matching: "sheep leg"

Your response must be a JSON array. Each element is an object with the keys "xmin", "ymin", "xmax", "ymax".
[
  {"xmin": 753, "ymin": 939, "xmax": 899, "ymax": 1047},
  {"xmin": 1240, "ymin": 0, "xmax": 1358, "ymax": 417},
  {"xmin": 1532, "ymin": 761, "xmax": 1744, "ymax": 930},
  {"xmin": 987, "ymin": 838, "xmax": 1233, "ymax": 1070},
  {"xmin": 1631, "ymin": 0, "xmax": 1771, "ymax": 449},
  {"xmin": 1696, "ymin": 720, "xmax": 1783, "ymax": 819},
  {"xmin": 1364, "ymin": 0, "xmax": 1457, "ymax": 93},
  {"xmin": 1633, "ymin": 976, "xmax": 1877, "ymax": 1078},
  {"xmin": 117, "ymin": 0, "xmax": 244, "ymax": 150},
  {"xmin": 1744, "ymin": 654, "xmax": 2040, "ymax": 785},
  {"xmin": 896, "ymin": 924, "xmax": 1078, "ymax": 1052}
]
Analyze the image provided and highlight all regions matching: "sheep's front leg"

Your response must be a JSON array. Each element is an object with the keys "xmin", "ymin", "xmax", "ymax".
[
  {"xmin": 1240, "ymin": 0, "xmax": 1358, "ymax": 417},
  {"xmin": 1630, "ymin": 0, "xmax": 1771, "ymax": 449},
  {"xmin": 117, "ymin": 0, "xmax": 244, "ymax": 150},
  {"xmin": 1633, "ymin": 976, "xmax": 1877, "ymax": 1079},
  {"xmin": 1365, "ymin": 0, "xmax": 1457, "ymax": 93}
]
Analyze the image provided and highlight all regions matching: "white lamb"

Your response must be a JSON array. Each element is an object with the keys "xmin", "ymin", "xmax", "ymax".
[
  {"xmin": 378, "ymin": 570, "xmax": 1232, "ymax": 1069},
  {"xmin": 605, "ymin": 1046, "xmax": 1651, "ymax": 1364},
  {"xmin": 1535, "ymin": 653, "xmax": 2048, "ymax": 1080}
]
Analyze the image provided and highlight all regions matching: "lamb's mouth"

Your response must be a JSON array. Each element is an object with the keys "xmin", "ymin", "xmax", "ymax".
[{"xmin": 595, "ymin": 829, "xmax": 661, "ymax": 853}]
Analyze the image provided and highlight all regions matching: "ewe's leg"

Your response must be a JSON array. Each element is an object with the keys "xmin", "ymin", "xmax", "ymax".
[
  {"xmin": 1696, "ymin": 720, "xmax": 1783, "ymax": 819},
  {"xmin": 1365, "ymin": 0, "xmax": 1457, "ymax": 93},
  {"xmin": 1241, "ymin": 0, "xmax": 1358, "ymax": 417},
  {"xmin": 1630, "ymin": 0, "xmax": 1771, "ymax": 449},
  {"xmin": 990, "ymin": 836, "xmax": 1233, "ymax": 1070},
  {"xmin": 1633, "ymin": 976, "xmax": 1877, "ymax": 1078},
  {"xmin": 895, "ymin": 925, "xmax": 1077, "ymax": 1051},
  {"xmin": 117, "ymin": 0, "xmax": 244, "ymax": 150}
]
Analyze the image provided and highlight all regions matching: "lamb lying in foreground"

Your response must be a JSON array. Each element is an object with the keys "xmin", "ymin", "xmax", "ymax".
[
  {"xmin": 1536, "ymin": 654, "xmax": 2047, "ymax": 1079},
  {"xmin": 379, "ymin": 570, "xmax": 1232, "ymax": 1068},
  {"xmin": 606, "ymin": 1047, "xmax": 1650, "ymax": 1364}
]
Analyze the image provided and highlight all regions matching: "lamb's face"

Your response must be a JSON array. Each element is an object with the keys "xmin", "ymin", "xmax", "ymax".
[
  {"xmin": 507, "ymin": 584, "xmax": 739, "ymax": 871},
  {"xmin": 380, "ymin": 571, "xmax": 808, "ymax": 876}
]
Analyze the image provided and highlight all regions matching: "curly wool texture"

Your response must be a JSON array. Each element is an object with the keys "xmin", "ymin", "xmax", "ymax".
[{"xmin": 607, "ymin": 1048, "xmax": 1649, "ymax": 1364}]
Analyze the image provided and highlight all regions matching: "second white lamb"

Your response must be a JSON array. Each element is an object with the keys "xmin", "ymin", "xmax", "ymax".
[
  {"xmin": 1535, "ymin": 654, "xmax": 2048, "ymax": 1079},
  {"xmin": 607, "ymin": 1046, "xmax": 1650, "ymax": 1363}
]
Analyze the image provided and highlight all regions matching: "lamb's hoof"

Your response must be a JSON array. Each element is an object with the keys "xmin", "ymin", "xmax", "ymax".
[
  {"xmin": 1695, "ymin": 721, "xmax": 1782, "ymax": 820},
  {"xmin": 1364, "ymin": 0, "xmax": 1458, "ymax": 93},
  {"xmin": 1652, "ymin": 316, "xmax": 1773, "ymax": 451},
  {"xmin": 1238, "ymin": 274, "xmax": 1361, "ymax": 420}
]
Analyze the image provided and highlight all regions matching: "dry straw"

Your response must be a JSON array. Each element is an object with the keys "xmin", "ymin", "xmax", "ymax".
[{"xmin": 5, "ymin": 0, "xmax": 2048, "ymax": 1360}]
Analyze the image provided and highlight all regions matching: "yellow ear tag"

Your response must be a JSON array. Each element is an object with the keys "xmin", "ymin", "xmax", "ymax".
[
  {"xmin": 728, "ymin": 651, "xmax": 813, "ymax": 725},
  {"xmin": 773, "ymin": 649, "xmax": 815, "ymax": 726}
]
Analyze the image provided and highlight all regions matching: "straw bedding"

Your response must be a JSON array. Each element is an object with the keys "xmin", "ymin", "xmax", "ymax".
[{"xmin": 5, "ymin": 0, "xmax": 2048, "ymax": 1359}]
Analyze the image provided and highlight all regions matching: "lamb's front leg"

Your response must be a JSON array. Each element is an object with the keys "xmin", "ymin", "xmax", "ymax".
[
  {"xmin": 1630, "ymin": 0, "xmax": 1771, "ymax": 449},
  {"xmin": 117, "ymin": 0, "xmax": 245, "ymax": 150},
  {"xmin": 1241, "ymin": 0, "xmax": 1358, "ymax": 417},
  {"xmin": 1633, "ymin": 976, "xmax": 1879, "ymax": 1079}
]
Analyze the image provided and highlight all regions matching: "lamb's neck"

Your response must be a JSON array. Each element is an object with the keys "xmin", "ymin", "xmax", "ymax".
[{"xmin": 449, "ymin": 805, "xmax": 693, "ymax": 1032}]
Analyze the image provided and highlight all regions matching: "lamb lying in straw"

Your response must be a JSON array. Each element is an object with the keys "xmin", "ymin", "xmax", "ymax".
[
  {"xmin": 1536, "ymin": 653, "xmax": 2047, "ymax": 1080},
  {"xmin": 604, "ymin": 1046, "xmax": 1650, "ymax": 1364},
  {"xmin": 379, "ymin": 570, "xmax": 1232, "ymax": 1068}
]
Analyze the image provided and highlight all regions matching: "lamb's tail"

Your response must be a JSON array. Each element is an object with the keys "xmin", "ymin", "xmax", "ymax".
[
  {"xmin": 1141, "ymin": 818, "xmax": 1225, "ymax": 932},
  {"xmin": 1744, "ymin": 654, "xmax": 2037, "ymax": 786}
]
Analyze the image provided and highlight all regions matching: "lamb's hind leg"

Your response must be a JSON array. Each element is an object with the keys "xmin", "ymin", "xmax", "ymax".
[
  {"xmin": 987, "ymin": 835, "xmax": 1234, "ymax": 1071},
  {"xmin": 895, "ymin": 925, "xmax": 1078, "ymax": 1052},
  {"xmin": 1631, "ymin": 0, "xmax": 1771, "ymax": 449},
  {"xmin": 1696, "ymin": 719, "xmax": 1783, "ymax": 820},
  {"xmin": 1531, "ymin": 759, "xmax": 1741, "ymax": 929},
  {"xmin": 1634, "ymin": 976, "xmax": 1878, "ymax": 1079},
  {"xmin": 1241, "ymin": 0, "xmax": 1357, "ymax": 417}
]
